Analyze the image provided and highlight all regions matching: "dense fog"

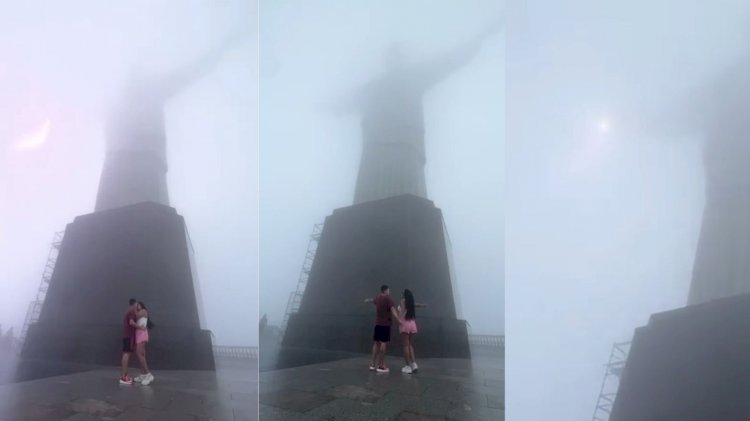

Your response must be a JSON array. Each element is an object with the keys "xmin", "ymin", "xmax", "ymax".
[
  {"xmin": 259, "ymin": 0, "xmax": 504, "ymax": 336},
  {"xmin": 0, "ymin": 0, "xmax": 258, "ymax": 346},
  {"xmin": 506, "ymin": 1, "xmax": 750, "ymax": 419}
]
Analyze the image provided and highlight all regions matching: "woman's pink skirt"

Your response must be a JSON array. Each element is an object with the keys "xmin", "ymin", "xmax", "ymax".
[
  {"xmin": 399, "ymin": 319, "xmax": 418, "ymax": 334},
  {"xmin": 135, "ymin": 329, "xmax": 149, "ymax": 344}
]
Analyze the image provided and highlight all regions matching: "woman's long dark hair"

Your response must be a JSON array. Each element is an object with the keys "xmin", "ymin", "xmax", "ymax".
[
  {"xmin": 138, "ymin": 301, "xmax": 155, "ymax": 330},
  {"xmin": 403, "ymin": 289, "xmax": 416, "ymax": 320}
]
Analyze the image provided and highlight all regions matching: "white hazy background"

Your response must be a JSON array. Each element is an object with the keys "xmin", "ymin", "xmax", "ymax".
[
  {"xmin": 0, "ymin": 1, "xmax": 258, "ymax": 346},
  {"xmin": 506, "ymin": 1, "xmax": 750, "ymax": 419},
  {"xmin": 259, "ymin": 0, "xmax": 504, "ymax": 335}
]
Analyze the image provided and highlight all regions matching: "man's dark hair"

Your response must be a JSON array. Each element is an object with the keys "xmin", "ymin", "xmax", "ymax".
[
  {"xmin": 129, "ymin": 298, "xmax": 137, "ymax": 306},
  {"xmin": 380, "ymin": 285, "xmax": 389, "ymax": 293}
]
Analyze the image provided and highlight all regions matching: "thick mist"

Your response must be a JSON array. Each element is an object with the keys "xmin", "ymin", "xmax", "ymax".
[
  {"xmin": 506, "ymin": 1, "xmax": 750, "ymax": 419},
  {"xmin": 0, "ymin": 1, "xmax": 258, "ymax": 346},
  {"xmin": 259, "ymin": 1, "xmax": 504, "ymax": 336}
]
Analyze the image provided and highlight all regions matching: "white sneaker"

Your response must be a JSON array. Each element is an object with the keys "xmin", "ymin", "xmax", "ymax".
[
  {"xmin": 140, "ymin": 373, "xmax": 154, "ymax": 386},
  {"xmin": 134, "ymin": 374, "xmax": 145, "ymax": 383},
  {"xmin": 401, "ymin": 365, "xmax": 413, "ymax": 374},
  {"xmin": 411, "ymin": 362, "xmax": 418, "ymax": 372},
  {"xmin": 369, "ymin": 364, "xmax": 376, "ymax": 371}
]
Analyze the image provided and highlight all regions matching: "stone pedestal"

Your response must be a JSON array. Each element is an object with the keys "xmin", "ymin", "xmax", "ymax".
[
  {"xmin": 282, "ymin": 194, "xmax": 470, "ymax": 361},
  {"xmin": 21, "ymin": 202, "xmax": 214, "ymax": 370},
  {"xmin": 611, "ymin": 293, "xmax": 750, "ymax": 420}
]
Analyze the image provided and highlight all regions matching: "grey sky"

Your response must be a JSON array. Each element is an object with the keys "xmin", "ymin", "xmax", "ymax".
[
  {"xmin": 8, "ymin": 0, "xmax": 741, "ymax": 416},
  {"xmin": 0, "ymin": 1, "xmax": 258, "ymax": 346},
  {"xmin": 259, "ymin": 0, "xmax": 504, "ymax": 335},
  {"xmin": 506, "ymin": 1, "xmax": 750, "ymax": 419}
]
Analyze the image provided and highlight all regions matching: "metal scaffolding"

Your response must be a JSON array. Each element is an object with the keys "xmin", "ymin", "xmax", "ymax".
[
  {"xmin": 19, "ymin": 230, "xmax": 64, "ymax": 345},
  {"xmin": 281, "ymin": 223, "xmax": 323, "ymax": 334},
  {"xmin": 592, "ymin": 341, "xmax": 631, "ymax": 421}
]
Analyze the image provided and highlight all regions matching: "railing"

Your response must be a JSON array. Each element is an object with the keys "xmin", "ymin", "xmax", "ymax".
[
  {"xmin": 281, "ymin": 223, "xmax": 323, "ymax": 333},
  {"xmin": 213, "ymin": 345, "xmax": 258, "ymax": 360},
  {"xmin": 211, "ymin": 336, "xmax": 503, "ymax": 361},
  {"xmin": 592, "ymin": 341, "xmax": 631, "ymax": 421},
  {"xmin": 469, "ymin": 334, "xmax": 504, "ymax": 348},
  {"xmin": 20, "ymin": 231, "xmax": 64, "ymax": 345}
]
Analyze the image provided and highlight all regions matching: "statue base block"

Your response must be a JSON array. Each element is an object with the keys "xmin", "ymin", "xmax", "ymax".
[
  {"xmin": 21, "ymin": 202, "xmax": 214, "ymax": 371},
  {"xmin": 612, "ymin": 293, "xmax": 750, "ymax": 420},
  {"xmin": 282, "ymin": 195, "xmax": 470, "ymax": 361}
]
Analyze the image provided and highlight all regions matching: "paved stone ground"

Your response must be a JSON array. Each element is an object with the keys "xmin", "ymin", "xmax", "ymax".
[
  {"xmin": 259, "ymin": 353, "xmax": 504, "ymax": 421},
  {"xmin": 0, "ymin": 358, "xmax": 257, "ymax": 421}
]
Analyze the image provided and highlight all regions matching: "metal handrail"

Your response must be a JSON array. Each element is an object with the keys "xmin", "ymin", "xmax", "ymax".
[
  {"xmin": 213, "ymin": 345, "xmax": 258, "ymax": 359},
  {"xmin": 468, "ymin": 334, "xmax": 505, "ymax": 347}
]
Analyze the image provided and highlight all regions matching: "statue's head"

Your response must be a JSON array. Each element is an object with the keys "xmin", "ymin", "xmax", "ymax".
[
  {"xmin": 122, "ymin": 65, "xmax": 149, "ymax": 92},
  {"xmin": 384, "ymin": 43, "xmax": 406, "ymax": 69},
  {"xmin": 119, "ymin": 63, "xmax": 164, "ymax": 101}
]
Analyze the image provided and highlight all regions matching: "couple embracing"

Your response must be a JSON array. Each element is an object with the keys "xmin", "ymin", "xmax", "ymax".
[{"xmin": 119, "ymin": 298, "xmax": 154, "ymax": 385}]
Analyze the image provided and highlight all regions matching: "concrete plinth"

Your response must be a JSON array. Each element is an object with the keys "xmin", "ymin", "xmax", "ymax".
[
  {"xmin": 21, "ymin": 202, "xmax": 214, "ymax": 370},
  {"xmin": 282, "ymin": 195, "xmax": 470, "ymax": 363},
  {"xmin": 611, "ymin": 293, "xmax": 750, "ymax": 420}
]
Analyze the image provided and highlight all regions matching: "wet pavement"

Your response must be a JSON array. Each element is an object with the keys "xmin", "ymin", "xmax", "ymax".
[
  {"xmin": 0, "ymin": 358, "xmax": 257, "ymax": 421},
  {"xmin": 259, "ymin": 351, "xmax": 503, "ymax": 421}
]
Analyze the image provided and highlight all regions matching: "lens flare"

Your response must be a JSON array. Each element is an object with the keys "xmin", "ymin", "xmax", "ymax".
[{"xmin": 15, "ymin": 119, "xmax": 51, "ymax": 150}]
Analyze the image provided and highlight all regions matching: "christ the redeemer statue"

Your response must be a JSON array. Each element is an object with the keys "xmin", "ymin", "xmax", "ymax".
[
  {"xmin": 649, "ymin": 51, "xmax": 750, "ymax": 305},
  {"xmin": 334, "ymin": 21, "xmax": 501, "ymax": 205},
  {"xmin": 95, "ymin": 32, "xmax": 243, "ymax": 212}
]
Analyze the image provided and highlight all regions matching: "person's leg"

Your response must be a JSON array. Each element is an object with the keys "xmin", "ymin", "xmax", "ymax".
[
  {"xmin": 121, "ymin": 337, "xmax": 132, "ymax": 378},
  {"xmin": 142, "ymin": 343, "xmax": 150, "ymax": 374},
  {"xmin": 411, "ymin": 337, "xmax": 417, "ymax": 365},
  {"xmin": 137, "ymin": 342, "xmax": 149, "ymax": 374},
  {"xmin": 401, "ymin": 333, "xmax": 411, "ymax": 366},
  {"xmin": 380, "ymin": 325, "xmax": 391, "ymax": 368},
  {"xmin": 370, "ymin": 326, "xmax": 380, "ymax": 368},
  {"xmin": 121, "ymin": 352, "xmax": 130, "ymax": 377},
  {"xmin": 140, "ymin": 342, "xmax": 155, "ymax": 385},
  {"xmin": 134, "ymin": 343, "xmax": 142, "ymax": 374}
]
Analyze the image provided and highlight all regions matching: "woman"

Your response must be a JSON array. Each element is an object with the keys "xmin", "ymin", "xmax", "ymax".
[
  {"xmin": 129, "ymin": 301, "xmax": 155, "ymax": 385},
  {"xmin": 397, "ymin": 289, "xmax": 426, "ymax": 374}
]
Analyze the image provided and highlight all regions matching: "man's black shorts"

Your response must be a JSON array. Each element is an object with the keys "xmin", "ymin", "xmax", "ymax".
[
  {"xmin": 122, "ymin": 337, "xmax": 134, "ymax": 353},
  {"xmin": 373, "ymin": 325, "xmax": 391, "ymax": 343}
]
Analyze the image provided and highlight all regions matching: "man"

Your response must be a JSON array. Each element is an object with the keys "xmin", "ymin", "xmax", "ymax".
[
  {"xmin": 364, "ymin": 285, "xmax": 400, "ymax": 372},
  {"xmin": 119, "ymin": 298, "xmax": 138, "ymax": 385}
]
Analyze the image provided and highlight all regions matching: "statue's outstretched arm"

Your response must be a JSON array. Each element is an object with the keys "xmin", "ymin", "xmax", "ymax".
[
  {"xmin": 640, "ymin": 76, "xmax": 724, "ymax": 139},
  {"xmin": 418, "ymin": 16, "xmax": 503, "ymax": 89},
  {"xmin": 161, "ymin": 27, "xmax": 249, "ymax": 98},
  {"xmin": 637, "ymin": 53, "xmax": 750, "ymax": 139}
]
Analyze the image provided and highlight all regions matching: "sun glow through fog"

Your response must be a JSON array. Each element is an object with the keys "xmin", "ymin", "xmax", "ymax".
[{"xmin": 15, "ymin": 119, "xmax": 51, "ymax": 150}]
